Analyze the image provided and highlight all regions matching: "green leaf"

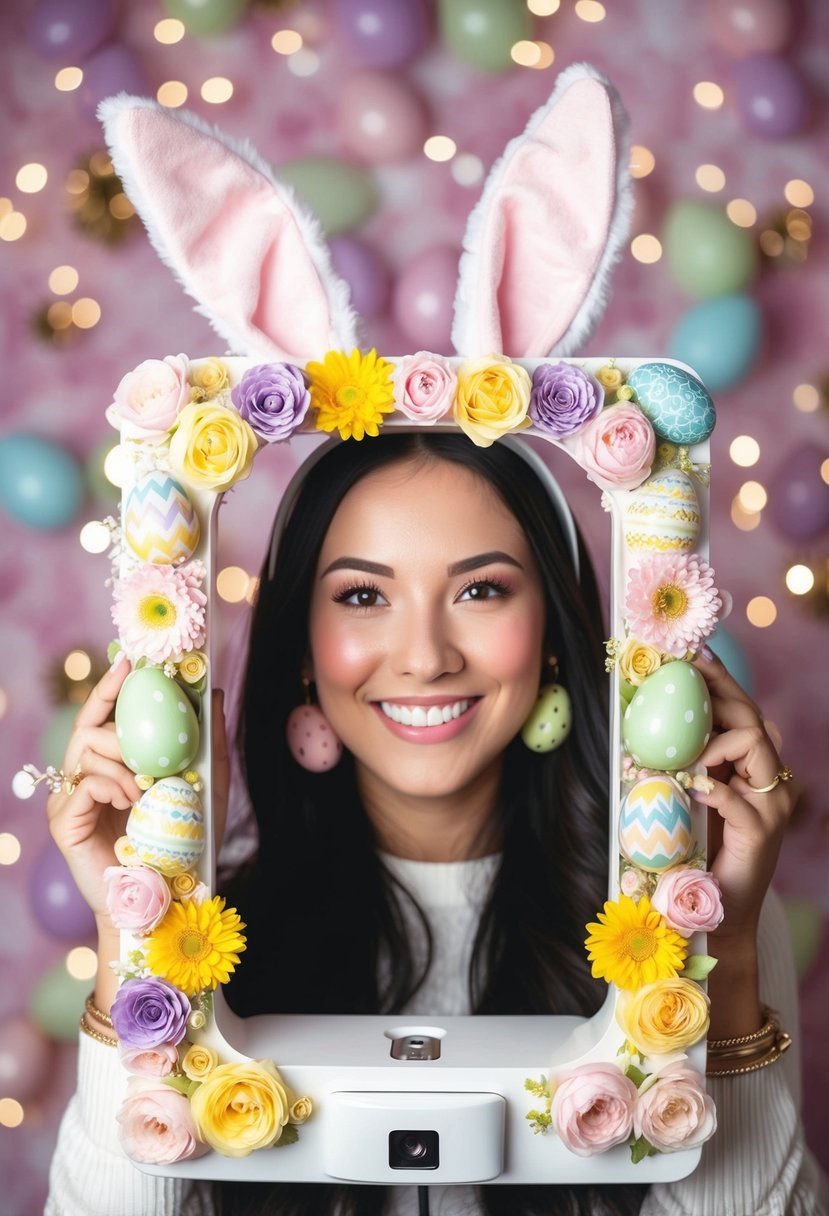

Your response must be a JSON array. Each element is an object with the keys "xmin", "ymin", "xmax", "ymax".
[
  {"xmin": 524, "ymin": 1076, "xmax": 548, "ymax": 1098},
  {"xmin": 163, "ymin": 1075, "xmax": 193, "ymax": 1095},
  {"xmin": 275, "ymin": 1124, "xmax": 299, "ymax": 1147},
  {"xmin": 630, "ymin": 1135, "xmax": 656, "ymax": 1164},
  {"xmin": 625, "ymin": 1065, "xmax": 647, "ymax": 1088},
  {"xmin": 106, "ymin": 640, "xmax": 122, "ymax": 665},
  {"xmin": 682, "ymin": 954, "xmax": 718, "ymax": 981}
]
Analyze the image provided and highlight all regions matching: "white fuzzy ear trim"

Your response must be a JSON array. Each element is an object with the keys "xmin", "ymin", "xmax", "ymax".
[
  {"xmin": 98, "ymin": 94, "xmax": 361, "ymax": 360},
  {"xmin": 451, "ymin": 64, "xmax": 632, "ymax": 359}
]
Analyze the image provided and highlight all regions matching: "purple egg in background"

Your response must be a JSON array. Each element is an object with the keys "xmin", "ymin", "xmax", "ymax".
[
  {"xmin": 77, "ymin": 43, "xmax": 149, "ymax": 122},
  {"xmin": 26, "ymin": 0, "xmax": 118, "ymax": 61},
  {"xmin": 333, "ymin": 0, "xmax": 431, "ymax": 68},
  {"xmin": 767, "ymin": 443, "xmax": 829, "ymax": 541},
  {"xmin": 29, "ymin": 840, "xmax": 96, "ymax": 940},
  {"xmin": 329, "ymin": 235, "xmax": 392, "ymax": 319},
  {"xmin": 730, "ymin": 53, "xmax": 808, "ymax": 138}
]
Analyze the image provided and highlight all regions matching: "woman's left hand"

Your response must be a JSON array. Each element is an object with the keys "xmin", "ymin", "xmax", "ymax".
[{"xmin": 690, "ymin": 647, "xmax": 798, "ymax": 949}]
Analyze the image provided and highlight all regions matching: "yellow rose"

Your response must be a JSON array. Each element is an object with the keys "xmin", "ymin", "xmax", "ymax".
[
  {"xmin": 618, "ymin": 638, "xmax": 663, "ymax": 686},
  {"xmin": 169, "ymin": 401, "xmax": 258, "ymax": 492},
  {"xmin": 181, "ymin": 1042, "xmax": 218, "ymax": 1081},
  {"xmin": 189, "ymin": 358, "xmax": 230, "ymax": 400},
  {"xmin": 189, "ymin": 1059, "xmax": 291, "ymax": 1157},
  {"xmin": 595, "ymin": 364, "xmax": 624, "ymax": 393},
  {"xmin": 178, "ymin": 650, "xmax": 207, "ymax": 685},
  {"xmin": 454, "ymin": 355, "xmax": 532, "ymax": 448},
  {"xmin": 289, "ymin": 1096, "xmax": 313, "ymax": 1125},
  {"xmin": 617, "ymin": 978, "xmax": 710, "ymax": 1057},
  {"xmin": 114, "ymin": 835, "xmax": 141, "ymax": 867},
  {"xmin": 170, "ymin": 871, "xmax": 199, "ymax": 899}
]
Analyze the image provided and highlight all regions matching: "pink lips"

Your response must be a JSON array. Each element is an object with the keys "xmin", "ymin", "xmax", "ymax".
[{"xmin": 372, "ymin": 697, "xmax": 482, "ymax": 745}]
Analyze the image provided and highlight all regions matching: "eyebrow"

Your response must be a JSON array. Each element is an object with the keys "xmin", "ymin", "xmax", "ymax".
[{"xmin": 320, "ymin": 551, "xmax": 523, "ymax": 578}]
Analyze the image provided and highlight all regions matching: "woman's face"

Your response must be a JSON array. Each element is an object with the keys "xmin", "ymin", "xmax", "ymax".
[{"xmin": 308, "ymin": 456, "xmax": 547, "ymax": 818}]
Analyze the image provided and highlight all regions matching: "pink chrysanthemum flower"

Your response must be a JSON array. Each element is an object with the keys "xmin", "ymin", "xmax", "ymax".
[
  {"xmin": 625, "ymin": 554, "xmax": 722, "ymax": 659},
  {"xmin": 112, "ymin": 562, "xmax": 207, "ymax": 665}
]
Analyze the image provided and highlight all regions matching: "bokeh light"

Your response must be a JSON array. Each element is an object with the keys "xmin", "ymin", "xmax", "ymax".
[
  {"xmin": 792, "ymin": 383, "xmax": 819, "ymax": 413},
  {"xmin": 201, "ymin": 78, "xmax": 234, "ymax": 104},
  {"xmin": 729, "ymin": 435, "xmax": 760, "ymax": 467},
  {"xmin": 786, "ymin": 564, "xmax": 815, "ymax": 596},
  {"xmin": 451, "ymin": 154, "xmax": 484, "ymax": 187},
  {"xmin": 738, "ymin": 480, "xmax": 767, "ymax": 513},
  {"xmin": 49, "ymin": 265, "xmax": 79, "ymax": 294},
  {"xmin": 54, "ymin": 67, "xmax": 83, "ymax": 91},
  {"xmin": 511, "ymin": 41, "xmax": 542, "ymax": 67},
  {"xmin": 693, "ymin": 81, "xmax": 724, "ymax": 109},
  {"xmin": 157, "ymin": 81, "xmax": 189, "ymax": 108},
  {"xmin": 65, "ymin": 946, "xmax": 98, "ymax": 981},
  {"xmin": 154, "ymin": 18, "xmax": 185, "ymax": 44},
  {"xmin": 731, "ymin": 496, "xmax": 762, "ymax": 532},
  {"xmin": 0, "ymin": 834, "xmax": 21, "ymax": 865},
  {"xmin": 424, "ymin": 136, "xmax": 457, "ymax": 162},
  {"xmin": 575, "ymin": 1, "xmax": 606, "ymax": 20},
  {"xmin": 527, "ymin": 0, "xmax": 560, "ymax": 13},
  {"xmin": 0, "ymin": 212, "xmax": 27, "ymax": 241},
  {"xmin": 16, "ymin": 163, "xmax": 48, "ymax": 193},
  {"xmin": 629, "ymin": 146, "xmax": 655, "ymax": 178},
  {"xmin": 630, "ymin": 234, "xmax": 662, "ymax": 263},
  {"xmin": 0, "ymin": 1099, "xmax": 24, "ymax": 1129},
  {"xmin": 272, "ymin": 29, "xmax": 303, "ymax": 54},
  {"xmin": 695, "ymin": 164, "xmax": 725, "ymax": 192},
  {"xmin": 72, "ymin": 298, "xmax": 101, "ymax": 328},
  {"xmin": 726, "ymin": 199, "xmax": 757, "ymax": 227},
  {"xmin": 746, "ymin": 596, "xmax": 777, "ymax": 628},
  {"xmin": 80, "ymin": 521, "xmax": 113, "ymax": 553},
  {"xmin": 784, "ymin": 179, "xmax": 814, "ymax": 208},
  {"xmin": 217, "ymin": 567, "xmax": 250, "ymax": 603},
  {"xmin": 65, "ymin": 650, "xmax": 92, "ymax": 681}
]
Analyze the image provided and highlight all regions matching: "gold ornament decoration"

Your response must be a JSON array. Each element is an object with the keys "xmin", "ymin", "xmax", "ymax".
[{"xmin": 66, "ymin": 151, "xmax": 139, "ymax": 245}]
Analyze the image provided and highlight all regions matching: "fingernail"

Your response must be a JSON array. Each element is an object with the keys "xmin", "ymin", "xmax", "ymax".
[
  {"xmin": 700, "ymin": 645, "xmax": 715, "ymax": 662},
  {"xmin": 688, "ymin": 786, "xmax": 707, "ymax": 800},
  {"xmin": 110, "ymin": 651, "xmax": 127, "ymax": 670}
]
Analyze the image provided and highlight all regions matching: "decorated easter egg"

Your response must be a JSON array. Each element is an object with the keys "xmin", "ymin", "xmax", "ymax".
[
  {"xmin": 619, "ymin": 775, "xmax": 693, "ymax": 872},
  {"xmin": 623, "ymin": 468, "xmax": 701, "ymax": 554},
  {"xmin": 622, "ymin": 661, "xmax": 712, "ymax": 770},
  {"xmin": 115, "ymin": 667, "xmax": 200, "ymax": 778},
  {"xmin": 123, "ymin": 471, "xmax": 200, "ymax": 564},
  {"xmin": 520, "ymin": 683, "xmax": 572, "ymax": 752},
  {"xmin": 286, "ymin": 704, "xmax": 343, "ymax": 772},
  {"xmin": 627, "ymin": 362, "xmax": 716, "ymax": 445},
  {"xmin": 126, "ymin": 777, "xmax": 204, "ymax": 876}
]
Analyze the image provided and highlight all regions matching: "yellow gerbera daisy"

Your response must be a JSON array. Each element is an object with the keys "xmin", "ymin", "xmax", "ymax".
[
  {"xmin": 584, "ymin": 895, "xmax": 687, "ymax": 992},
  {"xmin": 307, "ymin": 348, "xmax": 395, "ymax": 441},
  {"xmin": 146, "ymin": 895, "xmax": 246, "ymax": 996}
]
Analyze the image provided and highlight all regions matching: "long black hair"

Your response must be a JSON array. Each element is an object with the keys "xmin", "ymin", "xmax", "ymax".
[{"xmin": 221, "ymin": 434, "xmax": 646, "ymax": 1216}]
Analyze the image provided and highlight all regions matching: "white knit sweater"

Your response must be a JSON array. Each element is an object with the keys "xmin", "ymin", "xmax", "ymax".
[{"xmin": 47, "ymin": 857, "xmax": 828, "ymax": 1216}]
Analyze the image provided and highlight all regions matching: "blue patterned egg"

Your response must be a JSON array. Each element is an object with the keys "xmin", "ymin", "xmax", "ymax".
[
  {"xmin": 126, "ymin": 777, "xmax": 204, "ymax": 876},
  {"xmin": 116, "ymin": 667, "xmax": 200, "ymax": 778},
  {"xmin": 623, "ymin": 468, "xmax": 700, "ymax": 554},
  {"xmin": 622, "ymin": 661, "xmax": 712, "ymax": 770},
  {"xmin": 619, "ymin": 775, "xmax": 693, "ymax": 873},
  {"xmin": 628, "ymin": 362, "xmax": 716, "ymax": 445},
  {"xmin": 123, "ymin": 471, "xmax": 200, "ymax": 564}
]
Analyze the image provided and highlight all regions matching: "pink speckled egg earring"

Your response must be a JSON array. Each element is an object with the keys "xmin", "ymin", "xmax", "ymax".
[{"xmin": 286, "ymin": 678, "xmax": 343, "ymax": 773}]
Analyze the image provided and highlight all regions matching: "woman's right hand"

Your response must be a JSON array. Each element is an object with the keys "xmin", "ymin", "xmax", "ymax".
[{"xmin": 46, "ymin": 653, "xmax": 141, "ymax": 929}]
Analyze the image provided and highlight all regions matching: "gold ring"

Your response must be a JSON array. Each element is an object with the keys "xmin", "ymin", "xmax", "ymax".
[
  {"xmin": 64, "ymin": 768, "xmax": 86, "ymax": 796},
  {"xmin": 746, "ymin": 765, "xmax": 794, "ymax": 794}
]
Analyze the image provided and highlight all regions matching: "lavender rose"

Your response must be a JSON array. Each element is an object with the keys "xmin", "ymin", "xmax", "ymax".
[
  {"xmin": 111, "ymin": 977, "xmax": 191, "ymax": 1051},
  {"xmin": 529, "ymin": 362, "xmax": 604, "ymax": 438},
  {"xmin": 231, "ymin": 362, "xmax": 310, "ymax": 442}
]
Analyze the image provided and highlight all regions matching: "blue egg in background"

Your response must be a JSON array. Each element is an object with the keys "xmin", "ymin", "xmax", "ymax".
[
  {"xmin": 0, "ymin": 433, "xmax": 84, "ymax": 529},
  {"xmin": 668, "ymin": 294, "xmax": 762, "ymax": 393}
]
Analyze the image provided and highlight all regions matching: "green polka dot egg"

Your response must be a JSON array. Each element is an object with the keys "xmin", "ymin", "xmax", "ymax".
[
  {"xmin": 126, "ymin": 776, "xmax": 204, "ymax": 876},
  {"xmin": 622, "ymin": 660, "xmax": 712, "ymax": 770},
  {"xmin": 115, "ymin": 666, "xmax": 200, "ymax": 778}
]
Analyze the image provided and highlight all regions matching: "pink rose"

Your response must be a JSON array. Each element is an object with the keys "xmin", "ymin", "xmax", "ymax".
[
  {"xmin": 110, "ymin": 354, "xmax": 191, "ymax": 438},
  {"xmin": 651, "ymin": 867, "xmax": 724, "ymax": 935},
  {"xmin": 119, "ymin": 1041, "xmax": 179, "ymax": 1077},
  {"xmin": 116, "ymin": 1078, "xmax": 205, "ymax": 1164},
  {"xmin": 393, "ymin": 352, "xmax": 457, "ymax": 422},
  {"xmin": 634, "ymin": 1062, "xmax": 717, "ymax": 1151},
  {"xmin": 104, "ymin": 865, "xmax": 171, "ymax": 934},
  {"xmin": 551, "ymin": 1062, "xmax": 637, "ymax": 1157},
  {"xmin": 574, "ymin": 403, "xmax": 655, "ymax": 491}
]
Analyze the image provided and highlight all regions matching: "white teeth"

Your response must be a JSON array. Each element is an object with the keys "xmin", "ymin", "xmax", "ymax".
[{"xmin": 379, "ymin": 700, "xmax": 470, "ymax": 728}]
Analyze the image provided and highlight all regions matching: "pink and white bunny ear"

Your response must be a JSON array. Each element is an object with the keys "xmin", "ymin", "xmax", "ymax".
[
  {"xmin": 98, "ymin": 96, "xmax": 360, "ymax": 362},
  {"xmin": 451, "ymin": 63, "xmax": 631, "ymax": 360}
]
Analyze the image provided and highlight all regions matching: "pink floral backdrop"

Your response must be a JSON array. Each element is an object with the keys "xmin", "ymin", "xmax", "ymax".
[{"xmin": 1, "ymin": 0, "xmax": 827, "ymax": 1211}]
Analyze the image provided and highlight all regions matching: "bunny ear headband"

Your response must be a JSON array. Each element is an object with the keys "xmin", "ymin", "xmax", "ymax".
[{"xmin": 79, "ymin": 66, "xmax": 723, "ymax": 1182}]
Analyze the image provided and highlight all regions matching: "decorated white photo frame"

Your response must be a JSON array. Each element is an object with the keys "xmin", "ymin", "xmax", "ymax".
[{"xmin": 89, "ymin": 69, "xmax": 725, "ymax": 1186}]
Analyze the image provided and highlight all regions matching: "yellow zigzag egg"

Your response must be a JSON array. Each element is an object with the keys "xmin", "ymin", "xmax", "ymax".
[
  {"xmin": 623, "ymin": 468, "xmax": 700, "ymax": 555},
  {"xmin": 123, "ymin": 470, "xmax": 200, "ymax": 565}
]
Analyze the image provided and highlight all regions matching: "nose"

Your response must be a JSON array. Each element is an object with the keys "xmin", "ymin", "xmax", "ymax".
[{"xmin": 392, "ymin": 604, "xmax": 464, "ymax": 682}]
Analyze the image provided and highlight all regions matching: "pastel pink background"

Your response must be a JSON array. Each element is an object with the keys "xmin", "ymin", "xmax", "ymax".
[{"xmin": 1, "ymin": 1, "xmax": 827, "ymax": 1212}]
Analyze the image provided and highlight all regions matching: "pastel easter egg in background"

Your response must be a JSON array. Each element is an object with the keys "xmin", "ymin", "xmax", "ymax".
[
  {"xmin": 622, "ymin": 661, "xmax": 712, "ymax": 771},
  {"xmin": 278, "ymin": 157, "xmax": 379, "ymax": 235},
  {"xmin": 392, "ymin": 244, "xmax": 460, "ymax": 352},
  {"xmin": 438, "ymin": 0, "xmax": 532, "ymax": 74},
  {"xmin": 29, "ymin": 963, "xmax": 89, "ymax": 1042},
  {"xmin": 705, "ymin": 0, "xmax": 791, "ymax": 56},
  {"xmin": 619, "ymin": 775, "xmax": 693, "ymax": 873},
  {"xmin": 623, "ymin": 468, "xmax": 701, "ymax": 555},
  {"xmin": 0, "ymin": 1014, "xmax": 54, "ymax": 1102},
  {"xmin": 123, "ymin": 470, "xmax": 200, "ymax": 564},
  {"xmin": 126, "ymin": 776, "xmax": 205, "ymax": 876},
  {"xmin": 668, "ymin": 295, "xmax": 762, "ymax": 394},
  {"xmin": 336, "ymin": 71, "xmax": 429, "ymax": 164},
  {"xmin": 334, "ymin": 0, "xmax": 431, "ymax": 68},
  {"xmin": 115, "ymin": 666, "xmax": 200, "ymax": 778},
  {"xmin": 287, "ymin": 704, "xmax": 343, "ymax": 772},
  {"xmin": 627, "ymin": 362, "xmax": 716, "ymax": 446},
  {"xmin": 663, "ymin": 199, "xmax": 757, "ymax": 299},
  {"xmin": 520, "ymin": 683, "xmax": 572, "ymax": 752},
  {"xmin": 0, "ymin": 434, "xmax": 84, "ymax": 530},
  {"xmin": 730, "ymin": 53, "xmax": 808, "ymax": 139}
]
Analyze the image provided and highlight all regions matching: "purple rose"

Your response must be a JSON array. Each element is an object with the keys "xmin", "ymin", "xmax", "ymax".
[
  {"xmin": 111, "ymin": 978, "xmax": 191, "ymax": 1050},
  {"xmin": 529, "ymin": 362, "xmax": 604, "ymax": 438},
  {"xmin": 231, "ymin": 362, "xmax": 310, "ymax": 442}
]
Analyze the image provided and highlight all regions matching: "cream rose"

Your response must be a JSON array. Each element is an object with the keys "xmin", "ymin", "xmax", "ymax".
[
  {"xmin": 110, "ymin": 355, "xmax": 190, "ymax": 439},
  {"xmin": 595, "ymin": 364, "xmax": 624, "ymax": 393},
  {"xmin": 617, "ymin": 977, "xmax": 710, "ymax": 1057},
  {"xmin": 289, "ymin": 1096, "xmax": 314, "ymax": 1125},
  {"xmin": 189, "ymin": 1059, "xmax": 291, "ymax": 1157},
  {"xmin": 189, "ymin": 358, "xmax": 230, "ymax": 400},
  {"xmin": 178, "ymin": 650, "xmax": 207, "ymax": 685},
  {"xmin": 453, "ymin": 355, "xmax": 532, "ymax": 448},
  {"xmin": 635, "ymin": 1061, "xmax": 717, "ymax": 1151},
  {"xmin": 181, "ymin": 1042, "xmax": 219, "ymax": 1081},
  {"xmin": 117, "ymin": 1078, "xmax": 204, "ymax": 1164},
  {"xmin": 168, "ymin": 401, "xmax": 258, "ymax": 492},
  {"xmin": 618, "ymin": 638, "xmax": 663, "ymax": 686}
]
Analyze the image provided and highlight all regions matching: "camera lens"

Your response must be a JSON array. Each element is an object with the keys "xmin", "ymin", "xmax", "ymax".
[{"xmin": 389, "ymin": 1129, "xmax": 439, "ymax": 1170}]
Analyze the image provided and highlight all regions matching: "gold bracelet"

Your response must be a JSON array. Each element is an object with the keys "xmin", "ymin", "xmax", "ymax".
[
  {"xmin": 707, "ymin": 1005, "xmax": 778, "ymax": 1053},
  {"xmin": 706, "ymin": 1032, "xmax": 792, "ymax": 1077},
  {"xmin": 85, "ymin": 992, "xmax": 114, "ymax": 1028},
  {"xmin": 79, "ymin": 1012, "xmax": 118, "ymax": 1047}
]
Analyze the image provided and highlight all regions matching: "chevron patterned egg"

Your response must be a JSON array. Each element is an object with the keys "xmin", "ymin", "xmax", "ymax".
[
  {"xmin": 624, "ymin": 468, "xmax": 700, "ymax": 554},
  {"xmin": 126, "ymin": 777, "xmax": 204, "ymax": 876},
  {"xmin": 619, "ymin": 775, "xmax": 693, "ymax": 873},
  {"xmin": 628, "ymin": 362, "xmax": 716, "ymax": 445},
  {"xmin": 123, "ymin": 471, "xmax": 200, "ymax": 564}
]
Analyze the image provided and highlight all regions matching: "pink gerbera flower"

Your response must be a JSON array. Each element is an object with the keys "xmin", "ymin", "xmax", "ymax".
[
  {"xmin": 112, "ymin": 562, "xmax": 207, "ymax": 664},
  {"xmin": 625, "ymin": 554, "xmax": 722, "ymax": 659}
]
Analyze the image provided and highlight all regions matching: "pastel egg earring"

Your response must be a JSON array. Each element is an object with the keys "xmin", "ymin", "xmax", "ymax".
[
  {"xmin": 286, "ymin": 677, "xmax": 343, "ymax": 772},
  {"xmin": 520, "ymin": 657, "xmax": 573, "ymax": 753}
]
